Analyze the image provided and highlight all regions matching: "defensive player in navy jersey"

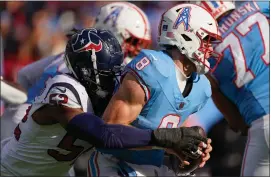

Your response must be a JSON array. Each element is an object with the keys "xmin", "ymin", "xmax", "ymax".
[
  {"xmin": 195, "ymin": 1, "xmax": 270, "ymax": 176},
  {"xmin": 88, "ymin": 3, "xmax": 222, "ymax": 176}
]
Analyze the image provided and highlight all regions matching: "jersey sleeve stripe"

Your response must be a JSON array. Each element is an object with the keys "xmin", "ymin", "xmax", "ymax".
[
  {"xmin": 44, "ymin": 82, "xmax": 82, "ymax": 106},
  {"xmin": 89, "ymin": 151, "xmax": 100, "ymax": 177}
]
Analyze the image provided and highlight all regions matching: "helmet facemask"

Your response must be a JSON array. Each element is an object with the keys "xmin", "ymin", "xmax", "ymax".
[
  {"xmin": 65, "ymin": 50, "xmax": 123, "ymax": 99},
  {"xmin": 124, "ymin": 34, "xmax": 151, "ymax": 62},
  {"xmin": 173, "ymin": 27, "xmax": 222, "ymax": 75},
  {"xmin": 85, "ymin": 49, "xmax": 123, "ymax": 99},
  {"xmin": 117, "ymin": 30, "xmax": 151, "ymax": 64},
  {"xmin": 192, "ymin": 28, "xmax": 222, "ymax": 74}
]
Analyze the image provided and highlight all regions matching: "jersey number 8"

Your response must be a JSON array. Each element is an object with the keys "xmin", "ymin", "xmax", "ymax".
[{"xmin": 136, "ymin": 57, "xmax": 150, "ymax": 70}]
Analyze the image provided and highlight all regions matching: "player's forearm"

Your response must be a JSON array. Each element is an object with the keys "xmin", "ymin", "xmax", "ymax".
[
  {"xmin": 66, "ymin": 113, "xmax": 156, "ymax": 148},
  {"xmin": 211, "ymin": 88, "xmax": 246, "ymax": 132},
  {"xmin": 206, "ymin": 73, "xmax": 246, "ymax": 132}
]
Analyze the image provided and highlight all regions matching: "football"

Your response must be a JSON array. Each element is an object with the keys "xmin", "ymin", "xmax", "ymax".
[{"xmin": 170, "ymin": 126, "xmax": 207, "ymax": 176}]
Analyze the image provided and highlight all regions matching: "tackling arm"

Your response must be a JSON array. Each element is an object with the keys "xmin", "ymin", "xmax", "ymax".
[
  {"xmin": 205, "ymin": 73, "xmax": 249, "ymax": 135},
  {"xmin": 31, "ymin": 74, "xmax": 208, "ymax": 152},
  {"xmin": 32, "ymin": 99, "xmax": 206, "ymax": 151},
  {"xmin": 32, "ymin": 105, "xmax": 154, "ymax": 148}
]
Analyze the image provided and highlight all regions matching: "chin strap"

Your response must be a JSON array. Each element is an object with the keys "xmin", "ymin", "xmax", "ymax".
[
  {"xmin": 174, "ymin": 63, "xmax": 192, "ymax": 94},
  {"xmin": 174, "ymin": 63, "xmax": 191, "ymax": 79}
]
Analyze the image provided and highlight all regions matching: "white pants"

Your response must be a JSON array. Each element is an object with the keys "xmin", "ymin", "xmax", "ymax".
[
  {"xmin": 241, "ymin": 114, "xmax": 270, "ymax": 176},
  {"xmin": 88, "ymin": 151, "xmax": 175, "ymax": 177},
  {"xmin": 1, "ymin": 104, "xmax": 30, "ymax": 140},
  {"xmin": 1, "ymin": 137, "xmax": 14, "ymax": 176}
]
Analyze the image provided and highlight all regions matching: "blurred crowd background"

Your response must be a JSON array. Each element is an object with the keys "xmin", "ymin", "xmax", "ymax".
[
  {"xmin": 0, "ymin": 1, "xmax": 247, "ymax": 176},
  {"xmin": 1, "ymin": 1, "xmax": 181, "ymax": 82}
]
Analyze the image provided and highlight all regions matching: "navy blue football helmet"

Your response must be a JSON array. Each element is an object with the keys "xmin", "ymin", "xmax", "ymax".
[{"xmin": 64, "ymin": 28, "xmax": 124, "ymax": 115}]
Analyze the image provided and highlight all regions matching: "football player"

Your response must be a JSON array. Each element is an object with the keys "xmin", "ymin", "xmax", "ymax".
[
  {"xmin": 195, "ymin": 1, "xmax": 269, "ymax": 176},
  {"xmin": 88, "ymin": 3, "xmax": 221, "ymax": 176},
  {"xmin": 1, "ymin": 2, "xmax": 151, "ymax": 140},
  {"xmin": 1, "ymin": 28, "xmax": 207, "ymax": 176}
]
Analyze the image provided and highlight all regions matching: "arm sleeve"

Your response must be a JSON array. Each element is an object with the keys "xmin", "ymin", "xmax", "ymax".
[{"xmin": 66, "ymin": 113, "xmax": 153, "ymax": 148}]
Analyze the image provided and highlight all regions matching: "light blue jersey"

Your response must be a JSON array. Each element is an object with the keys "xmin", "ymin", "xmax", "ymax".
[
  {"xmin": 26, "ymin": 53, "xmax": 66, "ymax": 103},
  {"xmin": 99, "ymin": 49, "xmax": 211, "ymax": 166},
  {"xmin": 210, "ymin": 1, "xmax": 270, "ymax": 125}
]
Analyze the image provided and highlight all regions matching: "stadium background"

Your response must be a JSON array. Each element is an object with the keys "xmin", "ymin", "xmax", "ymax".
[{"xmin": 0, "ymin": 1, "xmax": 247, "ymax": 176}]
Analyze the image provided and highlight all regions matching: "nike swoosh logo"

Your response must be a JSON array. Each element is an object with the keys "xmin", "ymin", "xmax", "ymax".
[
  {"xmin": 150, "ymin": 53, "xmax": 158, "ymax": 60},
  {"xmin": 56, "ymin": 87, "xmax": 66, "ymax": 93}
]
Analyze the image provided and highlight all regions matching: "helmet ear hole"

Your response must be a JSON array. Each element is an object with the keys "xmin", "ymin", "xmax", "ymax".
[
  {"xmin": 181, "ymin": 34, "xmax": 192, "ymax": 41},
  {"xmin": 176, "ymin": 8, "xmax": 182, "ymax": 12}
]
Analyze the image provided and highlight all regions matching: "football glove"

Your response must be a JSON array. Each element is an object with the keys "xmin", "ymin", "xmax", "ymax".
[{"xmin": 152, "ymin": 126, "xmax": 207, "ymax": 159}]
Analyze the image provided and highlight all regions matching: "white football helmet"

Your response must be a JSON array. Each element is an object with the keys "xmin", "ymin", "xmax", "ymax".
[
  {"xmin": 158, "ymin": 3, "xmax": 222, "ymax": 74},
  {"xmin": 196, "ymin": 1, "xmax": 235, "ymax": 20},
  {"xmin": 94, "ymin": 2, "xmax": 151, "ymax": 64}
]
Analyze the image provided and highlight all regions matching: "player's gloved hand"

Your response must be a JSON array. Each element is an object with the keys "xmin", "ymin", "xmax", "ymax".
[{"xmin": 151, "ymin": 127, "xmax": 207, "ymax": 159}]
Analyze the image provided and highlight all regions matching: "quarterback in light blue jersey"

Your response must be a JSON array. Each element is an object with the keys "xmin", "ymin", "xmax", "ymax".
[
  {"xmin": 196, "ymin": 1, "xmax": 270, "ymax": 176},
  {"xmin": 89, "ymin": 3, "xmax": 222, "ymax": 176}
]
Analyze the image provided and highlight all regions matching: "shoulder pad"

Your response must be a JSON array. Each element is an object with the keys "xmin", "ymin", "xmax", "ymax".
[
  {"xmin": 34, "ymin": 74, "xmax": 88, "ymax": 109},
  {"xmin": 123, "ymin": 50, "xmax": 175, "ymax": 100},
  {"xmin": 128, "ymin": 49, "xmax": 173, "ymax": 77},
  {"xmin": 124, "ymin": 49, "xmax": 174, "ymax": 80}
]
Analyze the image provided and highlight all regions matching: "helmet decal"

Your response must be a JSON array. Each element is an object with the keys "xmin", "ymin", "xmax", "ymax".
[
  {"xmin": 72, "ymin": 29, "xmax": 103, "ymax": 53},
  {"xmin": 103, "ymin": 6, "xmax": 123, "ymax": 27},
  {"xmin": 198, "ymin": 1, "xmax": 235, "ymax": 20},
  {"xmin": 173, "ymin": 7, "xmax": 191, "ymax": 31}
]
